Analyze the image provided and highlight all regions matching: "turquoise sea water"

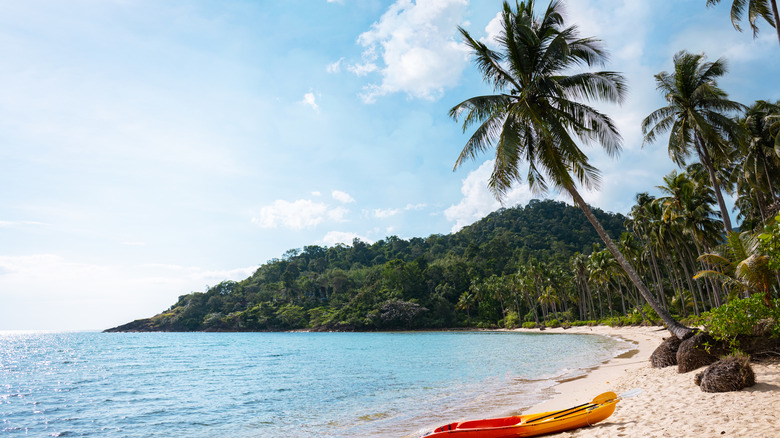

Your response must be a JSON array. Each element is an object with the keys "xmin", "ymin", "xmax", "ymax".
[{"xmin": 0, "ymin": 331, "xmax": 629, "ymax": 437}]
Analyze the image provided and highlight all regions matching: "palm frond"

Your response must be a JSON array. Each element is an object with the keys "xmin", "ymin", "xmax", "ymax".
[{"xmin": 457, "ymin": 26, "xmax": 517, "ymax": 92}]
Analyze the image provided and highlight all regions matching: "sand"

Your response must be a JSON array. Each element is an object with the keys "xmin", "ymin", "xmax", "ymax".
[{"xmin": 516, "ymin": 325, "xmax": 780, "ymax": 437}]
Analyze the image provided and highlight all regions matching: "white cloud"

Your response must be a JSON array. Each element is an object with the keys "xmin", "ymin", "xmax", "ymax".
[
  {"xmin": 348, "ymin": 61, "xmax": 379, "ymax": 77},
  {"xmin": 326, "ymin": 57, "xmax": 344, "ymax": 73},
  {"xmin": 301, "ymin": 92, "xmax": 319, "ymax": 112},
  {"xmin": 373, "ymin": 208, "xmax": 400, "ymax": 218},
  {"xmin": 0, "ymin": 220, "xmax": 47, "ymax": 228},
  {"xmin": 320, "ymin": 231, "xmax": 372, "ymax": 246},
  {"xmin": 328, "ymin": 206, "xmax": 350, "ymax": 222},
  {"xmin": 332, "ymin": 190, "xmax": 356, "ymax": 203},
  {"xmin": 253, "ymin": 199, "xmax": 349, "ymax": 230},
  {"xmin": 405, "ymin": 203, "xmax": 426, "ymax": 210},
  {"xmin": 445, "ymin": 160, "xmax": 534, "ymax": 232},
  {"xmin": 352, "ymin": 0, "xmax": 470, "ymax": 103},
  {"xmin": 482, "ymin": 12, "xmax": 503, "ymax": 48}
]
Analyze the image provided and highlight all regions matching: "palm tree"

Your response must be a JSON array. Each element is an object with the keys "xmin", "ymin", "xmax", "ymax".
[
  {"xmin": 642, "ymin": 51, "xmax": 746, "ymax": 233},
  {"xmin": 706, "ymin": 0, "xmax": 780, "ymax": 47},
  {"xmin": 696, "ymin": 231, "xmax": 777, "ymax": 306},
  {"xmin": 450, "ymin": 0, "xmax": 692, "ymax": 339},
  {"xmin": 538, "ymin": 286, "xmax": 561, "ymax": 322},
  {"xmin": 727, "ymin": 101, "xmax": 780, "ymax": 227},
  {"xmin": 742, "ymin": 102, "xmax": 780, "ymax": 202},
  {"xmin": 657, "ymin": 168, "xmax": 722, "ymax": 249},
  {"xmin": 457, "ymin": 290, "xmax": 476, "ymax": 325}
]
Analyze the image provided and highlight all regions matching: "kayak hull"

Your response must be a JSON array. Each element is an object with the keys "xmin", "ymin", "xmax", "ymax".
[{"xmin": 420, "ymin": 392, "xmax": 618, "ymax": 438}]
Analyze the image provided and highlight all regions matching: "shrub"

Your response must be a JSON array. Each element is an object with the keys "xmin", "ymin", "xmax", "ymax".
[
  {"xmin": 522, "ymin": 321, "xmax": 537, "ymax": 329},
  {"xmin": 558, "ymin": 309, "xmax": 575, "ymax": 322},
  {"xmin": 546, "ymin": 319, "xmax": 560, "ymax": 328},
  {"xmin": 504, "ymin": 311, "xmax": 520, "ymax": 329},
  {"xmin": 700, "ymin": 295, "xmax": 780, "ymax": 347},
  {"xmin": 622, "ymin": 310, "xmax": 644, "ymax": 325}
]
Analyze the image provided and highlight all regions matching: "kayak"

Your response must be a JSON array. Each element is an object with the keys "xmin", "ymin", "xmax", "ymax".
[{"xmin": 418, "ymin": 391, "xmax": 619, "ymax": 438}]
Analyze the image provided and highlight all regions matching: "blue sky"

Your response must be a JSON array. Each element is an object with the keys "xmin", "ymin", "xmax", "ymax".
[{"xmin": 2, "ymin": 0, "xmax": 779, "ymax": 330}]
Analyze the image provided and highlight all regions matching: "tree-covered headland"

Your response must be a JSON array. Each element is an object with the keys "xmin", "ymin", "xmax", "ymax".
[{"xmin": 107, "ymin": 199, "xmax": 628, "ymax": 332}]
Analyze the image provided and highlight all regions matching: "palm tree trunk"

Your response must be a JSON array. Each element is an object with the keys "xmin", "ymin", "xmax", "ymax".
[
  {"xmin": 675, "ymin": 267, "xmax": 689, "ymax": 317},
  {"xmin": 649, "ymin": 246, "xmax": 668, "ymax": 310},
  {"xmin": 696, "ymin": 135, "xmax": 733, "ymax": 232},
  {"xmin": 685, "ymin": 243, "xmax": 710, "ymax": 311},
  {"xmin": 673, "ymin": 239, "xmax": 700, "ymax": 316},
  {"xmin": 616, "ymin": 276, "xmax": 649, "ymax": 319},
  {"xmin": 694, "ymin": 242, "xmax": 717, "ymax": 309},
  {"xmin": 584, "ymin": 279, "xmax": 596, "ymax": 319},
  {"xmin": 526, "ymin": 294, "xmax": 540, "ymax": 324},
  {"xmin": 761, "ymin": 155, "xmax": 779, "ymax": 204},
  {"xmin": 772, "ymin": 0, "xmax": 780, "ymax": 47},
  {"xmin": 756, "ymin": 190, "xmax": 768, "ymax": 223},
  {"xmin": 568, "ymin": 186, "xmax": 693, "ymax": 339},
  {"xmin": 620, "ymin": 284, "xmax": 626, "ymax": 315}
]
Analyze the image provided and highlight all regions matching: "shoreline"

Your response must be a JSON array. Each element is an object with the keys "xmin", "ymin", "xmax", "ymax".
[{"xmin": 515, "ymin": 325, "xmax": 780, "ymax": 437}]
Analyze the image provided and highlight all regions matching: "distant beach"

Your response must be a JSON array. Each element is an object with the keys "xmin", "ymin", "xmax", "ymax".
[{"xmin": 514, "ymin": 326, "xmax": 780, "ymax": 437}]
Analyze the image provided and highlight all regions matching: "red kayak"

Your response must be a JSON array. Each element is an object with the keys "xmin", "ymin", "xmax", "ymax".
[{"xmin": 417, "ymin": 391, "xmax": 620, "ymax": 438}]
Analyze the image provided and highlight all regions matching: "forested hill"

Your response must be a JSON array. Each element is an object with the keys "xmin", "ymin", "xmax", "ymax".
[{"xmin": 106, "ymin": 199, "xmax": 626, "ymax": 332}]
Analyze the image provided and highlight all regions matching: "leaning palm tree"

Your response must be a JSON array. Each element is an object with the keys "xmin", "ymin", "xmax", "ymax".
[
  {"xmin": 450, "ymin": 0, "xmax": 692, "ymax": 339},
  {"xmin": 642, "ymin": 51, "xmax": 746, "ymax": 233},
  {"xmin": 706, "ymin": 0, "xmax": 780, "ymax": 47}
]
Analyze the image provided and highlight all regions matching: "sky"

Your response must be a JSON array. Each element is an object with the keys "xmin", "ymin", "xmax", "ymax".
[{"xmin": 1, "ymin": 0, "xmax": 779, "ymax": 331}]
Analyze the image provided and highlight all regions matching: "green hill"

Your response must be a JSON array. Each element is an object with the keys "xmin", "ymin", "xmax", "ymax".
[{"xmin": 105, "ymin": 199, "xmax": 625, "ymax": 332}]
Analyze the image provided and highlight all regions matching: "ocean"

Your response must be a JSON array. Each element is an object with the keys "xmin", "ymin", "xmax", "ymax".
[{"xmin": 0, "ymin": 331, "xmax": 630, "ymax": 437}]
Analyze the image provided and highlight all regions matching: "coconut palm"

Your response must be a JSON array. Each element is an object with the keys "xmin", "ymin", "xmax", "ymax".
[
  {"xmin": 706, "ymin": 0, "xmax": 780, "ymax": 46},
  {"xmin": 728, "ymin": 101, "xmax": 780, "ymax": 227},
  {"xmin": 656, "ymin": 168, "xmax": 722, "ymax": 250},
  {"xmin": 450, "ymin": 0, "xmax": 692, "ymax": 338},
  {"xmin": 695, "ymin": 231, "xmax": 777, "ymax": 306},
  {"xmin": 742, "ymin": 101, "xmax": 780, "ymax": 199},
  {"xmin": 642, "ymin": 51, "xmax": 746, "ymax": 233}
]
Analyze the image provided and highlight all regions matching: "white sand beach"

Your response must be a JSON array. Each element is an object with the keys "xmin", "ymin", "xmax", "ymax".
[{"xmin": 517, "ymin": 325, "xmax": 780, "ymax": 437}]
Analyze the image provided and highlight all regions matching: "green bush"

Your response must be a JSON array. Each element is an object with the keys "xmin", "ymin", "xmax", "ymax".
[
  {"xmin": 522, "ymin": 321, "xmax": 537, "ymax": 329},
  {"xmin": 546, "ymin": 318, "xmax": 560, "ymax": 328},
  {"xmin": 641, "ymin": 304, "xmax": 660, "ymax": 323},
  {"xmin": 700, "ymin": 295, "xmax": 780, "ymax": 346},
  {"xmin": 559, "ymin": 309, "xmax": 575, "ymax": 322},
  {"xmin": 504, "ymin": 311, "xmax": 520, "ymax": 329}
]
